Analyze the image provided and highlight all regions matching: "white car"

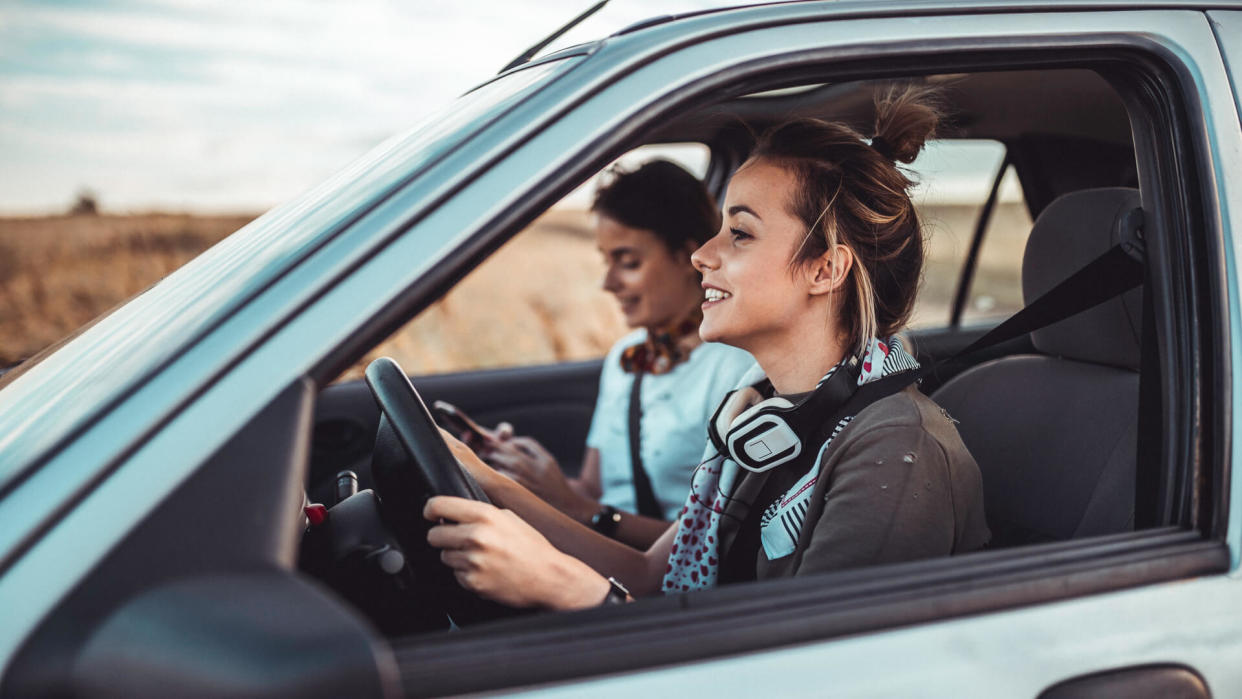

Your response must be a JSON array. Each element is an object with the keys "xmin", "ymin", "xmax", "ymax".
[{"xmin": 2, "ymin": 1, "xmax": 1241, "ymax": 696}]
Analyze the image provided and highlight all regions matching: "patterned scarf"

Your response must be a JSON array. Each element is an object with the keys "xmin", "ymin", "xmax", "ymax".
[
  {"xmin": 619, "ymin": 308, "xmax": 704, "ymax": 375},
  {"xmin": 662, "ymin": 336, "xmax": 919, "ymax": 593}
]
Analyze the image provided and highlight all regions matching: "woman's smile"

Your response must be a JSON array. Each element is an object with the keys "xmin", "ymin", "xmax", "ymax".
[{"xmin": 702, "ymin": 284, "xmax": 731, "ymax": 307}]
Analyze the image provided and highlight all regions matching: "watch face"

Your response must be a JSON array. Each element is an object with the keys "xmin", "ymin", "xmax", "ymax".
[{"xmin": 605, "ymin": 576, "xmax": 630, "ymax": 604}]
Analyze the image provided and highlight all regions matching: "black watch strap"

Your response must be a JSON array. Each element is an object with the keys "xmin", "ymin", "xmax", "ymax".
[
  {"xmin": 601, "ymin": 576, "xmax": 630, "ymax": 605},
  {"xmin": 591, "ymin": 504, "xmax": 622, "ymax": 538}
]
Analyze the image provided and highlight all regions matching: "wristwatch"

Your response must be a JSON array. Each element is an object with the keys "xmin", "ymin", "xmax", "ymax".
[
  {"xmin": 590, "ymin": 504, "xmax": 622, "ymax": 538},
  {"xmin": 600, "ymin": 576, "xmax": 630, "ymax": 606}
]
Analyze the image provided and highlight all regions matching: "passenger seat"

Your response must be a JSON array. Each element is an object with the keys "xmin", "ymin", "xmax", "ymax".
[{"xmin": 932, "ymin": 187, "xmax": 1144, "ymax": 548}]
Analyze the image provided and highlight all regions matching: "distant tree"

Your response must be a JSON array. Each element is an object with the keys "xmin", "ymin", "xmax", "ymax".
[{"xmin": 69, "ymin": 189, "xmax": 99, "ymax": 216}]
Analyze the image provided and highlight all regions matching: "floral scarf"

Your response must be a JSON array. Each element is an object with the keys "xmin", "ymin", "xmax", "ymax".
[
  {"xmin": 662, "ymin": 336, "xmax": 920, "ymax": 593},
  {"xmin": 619, "ymin": 308, "xmax": 704, "ymax": 375}
]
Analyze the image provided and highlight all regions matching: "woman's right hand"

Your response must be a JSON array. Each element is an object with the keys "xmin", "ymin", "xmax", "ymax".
[{"xmin": 424, "ymin": 496, "xmax": 609, "ymax": 610}]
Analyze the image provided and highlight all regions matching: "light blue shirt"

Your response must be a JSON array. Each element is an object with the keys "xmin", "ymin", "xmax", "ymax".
[{"xmin": 586, "ymin": 330, "xmax": 756, "ymax": 520}]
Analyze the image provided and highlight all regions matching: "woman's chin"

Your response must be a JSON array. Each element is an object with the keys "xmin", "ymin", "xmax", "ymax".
[{"xmin": 698, "ymin": 321, "xmax": 727, "ymax": 344}]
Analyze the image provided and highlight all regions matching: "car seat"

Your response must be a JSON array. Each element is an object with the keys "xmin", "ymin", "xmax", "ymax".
[{"xmin": 932, "ymin": 187, "xmax": 1144, "ymax": 548}]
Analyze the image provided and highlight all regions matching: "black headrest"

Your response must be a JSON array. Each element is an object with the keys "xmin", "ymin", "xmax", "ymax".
[{"xmin": 1022, "ymin": 187, "xmax": 1143, "ymax": 371}]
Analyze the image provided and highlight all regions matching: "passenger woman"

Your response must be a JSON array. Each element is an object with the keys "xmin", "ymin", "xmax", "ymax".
[
  {"xmin": 424, "ymin": 86, "xmax": 989, "ymax": 607},
  {"xmin": 478, "ymin": 161, "xmax": 753, "ymax": 549}
]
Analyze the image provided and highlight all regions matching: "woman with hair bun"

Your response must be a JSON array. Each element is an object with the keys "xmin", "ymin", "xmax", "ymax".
[{"xmin": 424, "ymin": 85, "xmax": 990, "ymax": 609}]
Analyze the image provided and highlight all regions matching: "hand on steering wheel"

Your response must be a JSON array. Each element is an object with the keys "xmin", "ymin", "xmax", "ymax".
[{"xmin": 424, "ymin": 495, "xmax": 607, "ymax": 609}]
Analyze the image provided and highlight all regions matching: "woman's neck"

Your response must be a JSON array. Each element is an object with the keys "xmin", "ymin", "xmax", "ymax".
[
  {"xmin": 749, "ymin": 317, "xmax": 849, "ymax": 395},
  {"xmin": 645, "ymin": 292, "xmax": 706, "ymax": 348}
]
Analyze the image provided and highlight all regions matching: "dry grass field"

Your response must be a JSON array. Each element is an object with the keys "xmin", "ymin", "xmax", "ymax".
[{"xmin": 0, "ymin": 202, "xmax": 1030, "ymax": 379}]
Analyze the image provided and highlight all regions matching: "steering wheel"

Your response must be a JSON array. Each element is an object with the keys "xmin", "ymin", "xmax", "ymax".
[
  {"xmin": 362, "ymin": 356, "xmax": 523, "ymax": 626},
  {"xmin": 364, "ymin": 356, "xmax": 489, "ymax": 504}
]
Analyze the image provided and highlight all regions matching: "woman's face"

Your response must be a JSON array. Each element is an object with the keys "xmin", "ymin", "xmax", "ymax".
[
  {"xmin": 596, "ymin": 215, "xmax": 701, "ymax": 329},
  {"xmin": 691, "ymin": 160, "xmax": 816, "ymax": 352}
]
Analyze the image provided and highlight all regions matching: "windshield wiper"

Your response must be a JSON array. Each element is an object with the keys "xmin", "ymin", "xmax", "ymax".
[{"xmin": 498, "ymin": 0, "xmax": 609, "ymax": 74}]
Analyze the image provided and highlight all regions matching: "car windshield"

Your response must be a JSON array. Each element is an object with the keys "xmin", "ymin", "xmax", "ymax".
[{"xmin": 0, "ymin": 55, "xmax": 580, "ymax": 489}]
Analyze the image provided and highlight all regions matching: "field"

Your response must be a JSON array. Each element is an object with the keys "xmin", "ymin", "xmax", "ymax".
[{"xmin": 0, "ymin": 202, "xmax": 1030, "ymax": 379}]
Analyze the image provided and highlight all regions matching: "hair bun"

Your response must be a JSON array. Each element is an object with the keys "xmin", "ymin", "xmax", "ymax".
[
  {"xmin": 872, "ymin": 84, "xmax": 944, "ymax": 164},
  {"xmin": 869, "ymin": 136, "xmax": 894, "ymax": 160}
]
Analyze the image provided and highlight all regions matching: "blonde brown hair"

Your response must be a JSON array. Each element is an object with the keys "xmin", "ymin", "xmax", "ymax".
[{"xmin": 750, "ymin": 84, "xmax": 943, "ymax": 355}]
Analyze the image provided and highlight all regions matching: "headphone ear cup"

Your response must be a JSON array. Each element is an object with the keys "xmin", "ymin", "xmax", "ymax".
[
  {"xmin": 709, "ymin": 386, "xmax": 767, "ymax": 453},
  {"xmin": 720, "ymin": 396, "xmax": 800, "ymax": 472}
]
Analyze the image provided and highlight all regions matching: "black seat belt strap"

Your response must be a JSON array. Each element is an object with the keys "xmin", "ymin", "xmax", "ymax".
[
  {"xmin": 835, "ymin": 221, "xmax": 1147, "ymax": 424},
  {"xmin": 627, "ymin": 372, "xmax": 664, "ymax": 519}
]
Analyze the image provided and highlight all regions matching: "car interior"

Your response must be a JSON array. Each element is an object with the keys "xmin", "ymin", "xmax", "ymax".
[
  {"xmin": 311, "ymin": 67, "xmax": 1146, "ymax": 546},
  {"xmin": 7, "ymin": 45, "xmax": 1227, "ymax": 699}
]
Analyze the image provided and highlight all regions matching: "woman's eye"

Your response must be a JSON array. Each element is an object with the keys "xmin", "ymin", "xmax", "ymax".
[
  {"xmin": 730, "ymin": 228, "xmax": 752, "ymax": 241},
  {"xmin": 619, "ymin": 257, "xmax": 640, "ymax": 270}
]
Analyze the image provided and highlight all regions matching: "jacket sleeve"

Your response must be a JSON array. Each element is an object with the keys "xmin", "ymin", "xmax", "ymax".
[{"xmin": 793, "ymin": 422, "xmax": 959, "ymax": 576}]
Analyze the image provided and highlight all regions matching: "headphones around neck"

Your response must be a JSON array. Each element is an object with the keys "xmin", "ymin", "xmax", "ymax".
[{"xmin": 709, "ymin": 356, "xmax": 861, "ymax": 473}]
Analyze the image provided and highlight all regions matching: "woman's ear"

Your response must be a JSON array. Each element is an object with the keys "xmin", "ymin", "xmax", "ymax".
[{"xmin": 806, "ymin": 244, "xmax": 854, "ymax": 296}]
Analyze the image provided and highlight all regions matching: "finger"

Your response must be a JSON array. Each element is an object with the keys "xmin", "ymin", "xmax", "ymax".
[
  {"xmin": 424, "ymin": 495, "xmax": 494, "ymax": 523},
  {"xmin": 510, "ymin": 436, "xmax": 549, "ymax": 458},
  {"xmin": 427, "ymin": 521, "xmax": 477, "ymax": 550},
  {"xmin": 439, "ymin": 548, "xmax": 479, "ymax": 571},
  {"xmin": 487, "ymin": 450, "xmax": 532, "ymax": 475},
  {"xmin": 494, "ymin": 422, "xmax": 515, "ymax": 440}
]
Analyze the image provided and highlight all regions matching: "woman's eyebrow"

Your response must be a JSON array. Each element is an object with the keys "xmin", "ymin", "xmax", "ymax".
[
  {"xmin": 602, "ymin": 246, "xmax": 638, "ymax": 260},
  {"xmin": 727, "ymin": 204, "xmax": 761, "ymax": 221}
]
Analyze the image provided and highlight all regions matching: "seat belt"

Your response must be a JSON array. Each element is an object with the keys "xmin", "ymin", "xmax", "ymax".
[
  {"xmin": 627, "ymin": 372, "xmax": 664, "ymax": 519},
  {"xmin": 834, "ymin": 208, "xmax": 1147, "ymax": 430}
]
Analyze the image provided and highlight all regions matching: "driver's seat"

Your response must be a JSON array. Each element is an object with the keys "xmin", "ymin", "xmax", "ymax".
[{"xmin": 932, "ymin": 187, "xmax": 1144, "ymax": 548}]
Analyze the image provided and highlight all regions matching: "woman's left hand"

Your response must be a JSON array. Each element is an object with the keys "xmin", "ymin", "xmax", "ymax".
[
  {"xmin": 484, "ymin": 437, "xmax": 597, "ymax": 523},
  {"xmin": 424, "ymin": 496, "xmax": 608, "ymax": 610}
]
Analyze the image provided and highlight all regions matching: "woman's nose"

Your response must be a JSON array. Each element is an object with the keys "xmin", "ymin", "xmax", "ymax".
[
  {"xmin": 691, "ymin": 235, "xmax": 718, "ymax": 273},
  {"xmin": 601, "ymin": 265, "xmax": 622, "ymax": 293}
]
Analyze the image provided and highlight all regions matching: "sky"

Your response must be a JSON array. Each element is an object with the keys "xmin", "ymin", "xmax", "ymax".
[{"xmin": 0, "ymin": 0, "xmax": 1014, "ymax": 216}]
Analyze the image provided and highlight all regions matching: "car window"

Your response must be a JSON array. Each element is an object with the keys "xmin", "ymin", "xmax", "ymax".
[
  {"xmin": 906, "ymin": 140, "xmax": 1030, "ymax": 329},
  {"xmin": 335, "ymin": 142, "xmax": 711, "ymax": 381},
  {"xmin": 960, "ymin": 165, "xmax": 1033, "ymax": 325}
]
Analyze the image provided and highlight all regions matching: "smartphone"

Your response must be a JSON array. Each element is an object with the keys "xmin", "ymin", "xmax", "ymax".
[{"xmin": 432, "ymin": 400, "xmax": 495, "ymax": 449}]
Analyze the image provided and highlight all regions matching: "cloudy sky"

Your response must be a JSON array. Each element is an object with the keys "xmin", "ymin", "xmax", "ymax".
[{"xmin": 0, "ymin": 0, "xmax": 1010, "ymax": 215}]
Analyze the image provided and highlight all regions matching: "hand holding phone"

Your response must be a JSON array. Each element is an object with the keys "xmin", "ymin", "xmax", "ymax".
[{"xmin": 433, "ymin": 400, "xmax": 499, "ymax": 452}]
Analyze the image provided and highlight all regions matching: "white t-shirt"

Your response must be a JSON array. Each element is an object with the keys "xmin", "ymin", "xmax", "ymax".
[{"xmin": 586, "ymin": 330, "xmax": 756, "ymax": 520}]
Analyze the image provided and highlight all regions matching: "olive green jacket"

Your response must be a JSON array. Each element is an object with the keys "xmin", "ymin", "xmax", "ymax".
[{"xmin": 717, "ymin": 385, "xmax": 991, "ymax": 580}]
